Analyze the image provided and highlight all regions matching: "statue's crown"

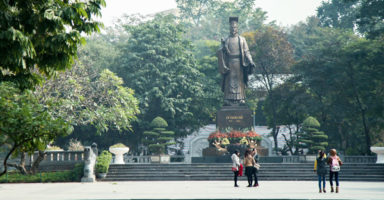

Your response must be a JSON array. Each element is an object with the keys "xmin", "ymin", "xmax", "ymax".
[{"xmin": 229, "ymin": 17, "xmax": 238, "ymax": 23}]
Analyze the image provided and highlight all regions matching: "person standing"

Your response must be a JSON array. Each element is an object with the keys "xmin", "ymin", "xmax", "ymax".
[
  {"xmin": 252, "ymin": 148, "xmax": 259, "ymax": 187},
  {"xmin": 244, "ymin": 149, "xmax": 256, "ymax": 187},
  {"xmin": 314, "ymin": 150, "xmax": 327, "ymax": 193},
  {"xmin": 328, "ymin": 149, "xmax": 343, "ymax": 193},
  {"xmin": 231, "ymin": 150, "xmax": 241, "ymax": 187}
]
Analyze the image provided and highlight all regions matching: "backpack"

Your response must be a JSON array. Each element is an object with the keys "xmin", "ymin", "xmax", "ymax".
[{"xmin": 330, "ymin": 156, "xmax": 341, "ymax": 172}]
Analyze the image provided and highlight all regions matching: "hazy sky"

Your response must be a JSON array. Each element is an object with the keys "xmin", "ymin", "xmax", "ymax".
[{"xmin": 101, "ymin": 0, "xmax": 323, "ymax": 27}]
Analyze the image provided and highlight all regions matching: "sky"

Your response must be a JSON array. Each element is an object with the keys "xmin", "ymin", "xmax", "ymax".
[{"xmin": 101, "ymin": 0, "xmax": 323, "ymax": 27}]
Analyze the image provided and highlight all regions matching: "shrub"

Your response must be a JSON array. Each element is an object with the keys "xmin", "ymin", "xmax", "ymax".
[
  {"xmin": 67, "ymin": 138, "xmax": 84, "ymax": 151},
  {"xmin": 150, "ymin": 117, "xmax": 168, "ymax": 128},
  {"xmin": 298, "ymin": 116, "xmax": 328, "ymax": 154},
  {"xmin": 96, "ymin": 150, "xmax": 112, "ymax": 173},
  {"xmin": 110, "ymin": 143, "xmax": 128, "ymax": 148},
  {"xmin": 143, "ymin": 116, "xmax": 175, "ymax": 155},
  {"xmin": 46, "ymin": 145, "xmax": 63, "ymax": 151},
  {"xmin": 148, "ymin": 144, "xmax": 164, "ymax": 155},
  {"xmin": 0, "ymin": 163, "xmax": 84, "ymax": 183},
  {"xmin": 373, "ymin": 142, "xmax": 384, "ymax": 147}
]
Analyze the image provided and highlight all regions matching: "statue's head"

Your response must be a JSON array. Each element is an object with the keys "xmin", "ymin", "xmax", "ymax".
[{"xmin": 229, "ymin": 17, "xmax": 239, "ymax": 36}]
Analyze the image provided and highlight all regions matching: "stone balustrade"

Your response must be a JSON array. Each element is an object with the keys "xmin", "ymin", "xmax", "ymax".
[
  {"xmin": 28, "ymin": 151, "xmax": 84, "ymax": 164},
  {"xmin": 120, "ymin": 155, "xmax": 186, "ymax": 164}
]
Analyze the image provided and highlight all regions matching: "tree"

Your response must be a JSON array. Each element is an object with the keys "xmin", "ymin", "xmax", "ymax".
[
  {"xmin": 176, "ymin": 0, "xmax": 268, "ymax": 41},
  {"xmin": 244, "ymin": 26, "xmax": 295, "ymax": 153},
  {"xmin": 317, "ymin": 0, "xmax": 358, "ymax": 30},
  {"xmin": 0, "ymin": 0, "xmax": 105, "ymax": 89},
  {"xmin": 292, "ymin": 21, "xmax": 384, "ymax": 154},
  {"xmin": 316, "ymin": 0, "xmax": 384, "ymax": 39},
  {"xmin": 0, "ymin": 82, "xmax": 72, "ymax": 176},
  {"xmin": 356, "ymin": 0, "xmax": 384, "ymax": 38},
  {"xmin": 263, "ymin": 79, "xmax": 314, "ymax": 155},
  {"xmin": 112, "ymin": 16, "xmax": 208, "ymax": 137},
  {"xmin": 298, "ymin": 117, "xmax": 328, "ymax": 154},
  {"xmin": 143, "ymin": 117, "xmax": 176, "ymax": 155},
  {"xmin": 34, "ymin": 62, "xmax": 140, "ymax": 134}
]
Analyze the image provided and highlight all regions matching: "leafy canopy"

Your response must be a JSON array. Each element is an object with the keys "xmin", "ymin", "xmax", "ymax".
[
  {"xmin": 0, "ymin": 0, "xmax": 105, "ymax": 89},
  {"xmin": 112, "ymin": 15, "xmax": 206, "ymax": 136}
]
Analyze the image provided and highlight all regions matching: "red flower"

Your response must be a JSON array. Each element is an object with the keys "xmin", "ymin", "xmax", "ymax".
[
  {"xmin": 247, "ymin": 131, "xmax": 261, "ymax": 137},
  {"xmin": 208, "ymin": 131, "xmax": 228, "ymax": 140}
]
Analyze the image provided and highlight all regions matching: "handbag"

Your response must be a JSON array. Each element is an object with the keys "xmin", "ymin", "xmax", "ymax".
[
  {"xmin": 232, "ymin": 167, "xmax": 238, "ymax": 172},
  {"xmin": 254, "ymin": 163, "xmax": 260, "ymax": 170},
  {"xmin": 331, "ymin": 165, "xmax": 340, "ymax": 172}
]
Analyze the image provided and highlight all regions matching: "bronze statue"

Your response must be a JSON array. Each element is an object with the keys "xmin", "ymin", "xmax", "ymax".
[{"xmin": 217, "ymin": 17, "xmax": 255, "ymax": 105}]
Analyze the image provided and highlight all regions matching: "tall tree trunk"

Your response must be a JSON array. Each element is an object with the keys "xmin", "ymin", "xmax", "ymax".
[
  {"xmin": 30, "ymin": 151, "xmax": 46, "ymax": 174},
  {"xmin": 7, "ymin": 153, "xmax": 28, "ymax": 175},
  {"xmin": 272, "ymin": 126, "xmax": 280, "ymax": 154},
  {"xmin": 354, "ymin": 91, "xmax": 371, "ymax": 154},
  {"xmin": 0, "ymin": 144, "xmax": 17, "ymax": 176},
  {"xmin": 360, "ymin": 108, "xmax": 371, "ymax": 155}
]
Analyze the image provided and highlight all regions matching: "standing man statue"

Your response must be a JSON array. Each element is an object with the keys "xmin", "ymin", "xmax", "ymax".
[{"xmin": 217, "ymin": 17, "xmax": 255, "ymax": 105}]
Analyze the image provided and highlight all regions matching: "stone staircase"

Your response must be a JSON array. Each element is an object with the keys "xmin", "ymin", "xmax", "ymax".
[{"xmin": 103, "ymin": 163, "xmax": 384, "ymax": 182}]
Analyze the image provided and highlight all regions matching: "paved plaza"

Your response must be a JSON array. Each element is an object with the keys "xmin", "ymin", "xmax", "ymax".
[{"xmin": 0, "ymin": 181, "xmax": 383, "ymax": 200}]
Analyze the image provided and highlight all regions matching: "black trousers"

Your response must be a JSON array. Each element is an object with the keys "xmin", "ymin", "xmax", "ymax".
[
  {"xmin": 233, "ymin": 171, "xmax": 239, "ymax": 185},
  {"xmin": 330, "ymin": 171, "xmax": 339, "ymax": 186},
  {"xmin": 253, "ymin": 168, "xmax": 258, "ymax": 185}
]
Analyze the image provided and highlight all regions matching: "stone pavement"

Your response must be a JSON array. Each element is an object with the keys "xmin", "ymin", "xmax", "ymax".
[{"xmin": 0, "ymin": 181, "xmax": 383, "ymax": 200}]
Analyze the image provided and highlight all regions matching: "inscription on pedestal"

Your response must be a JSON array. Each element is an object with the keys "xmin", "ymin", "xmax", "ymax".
[{"xmin": 216, "ymin": 106, "xmax": 252, "ymax": 130}]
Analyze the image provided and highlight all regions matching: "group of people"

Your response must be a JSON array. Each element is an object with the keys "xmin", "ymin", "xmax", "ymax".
[
  {"xmin": 314, "ymin": 149, "xmax": 343, "ymax": 193},
  {"xmin": 231, "ymin": 148, "xmax": 343, "ymax": 193},
  {"xmin": 231, "ymin": 148, "xmax": 259, "ymax": 187}
]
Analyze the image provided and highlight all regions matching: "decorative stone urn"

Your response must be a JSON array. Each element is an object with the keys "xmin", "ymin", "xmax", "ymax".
[
  {"xmin": 370, "ymin": 147, "xmax": 384, "ymax": 164},
  {"xmin": 109, "ymin": 147, "xmax": 129, "ymax": 164}
]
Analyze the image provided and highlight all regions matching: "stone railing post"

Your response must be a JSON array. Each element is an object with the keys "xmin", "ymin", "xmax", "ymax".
[{"xmin": 81, "ymin": 143, "xmax": 98, "ymax": 182}]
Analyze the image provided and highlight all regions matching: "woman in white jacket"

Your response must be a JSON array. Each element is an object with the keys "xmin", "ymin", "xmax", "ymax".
[{"xmin": 231, "ymin": 150, "xmax": 241, "ymax": 187}]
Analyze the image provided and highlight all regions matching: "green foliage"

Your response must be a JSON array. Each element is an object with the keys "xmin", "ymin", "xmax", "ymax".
[
  {"xmin": 110, "ymin": 143, "xmax": 127, "ymax": 148},
  {"xmin": 373, "ymin": 142, "xmax": 384, "ymax": 147},
  {"xmin": 112, "ymin": 16, "xmax": 207, "ymax": 137},
  {"xmin": 95, "ymin": 150, "xmax": 112, "ymax": 173},
  {"xmin": 143, "ymin": 131, "xmax": 160, "ymax": 137},
  {"xmin": 316, "ymin": 0, "xmax": 384, "ymax": 39},
  {"xmin": 150, "ymin": 117, "xmax": 168, "ymax": 128},
  {"xmin": 290, "ymin": 20, "xmax": 384, "ymax": 154},
  {"xmin": 46, "ymin": 146, "xmax": 64, "ymax": 151},
  {"xmin": 0, "ymin": 163, "xmax": 84, "ymax": 183},
  {"xmin": 143, "ymin": 117, "xmax": 175, "ymax": 155},
  {"xmin": 148, "ymin": 144, "xmax": 165, "ymax": 155},
  {"xmin": 0, "ymin": 82, "xmax": 72, "ymax": 176},
  {"xmin": 298, "ymin": 117, "xmax": 328, "ymax": 154},
  {"xmin": 176, "ymin": 0, "xmax": 267, "ymax": 40},
  {"xmin": 302, "ymin": 117, "xmax": 321, "ymax": 128},
  {"xmin": 0, "ymin": 0, "xmax": 105, "ymax": 89},
  {"xmin": 317, "ymin": 0, "xmax": 358, "ymax": 30},
  {"xmin": 244, "ymin": 26, "xmax": 295, "ymax": 151},
  {"xmin": 33, "ymin": 63, "xmax": 140, "ymax": 134}
]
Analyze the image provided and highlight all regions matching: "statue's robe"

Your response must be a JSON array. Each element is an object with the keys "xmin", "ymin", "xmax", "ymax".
[{"xmin": 217, "ymin": 35, "xmax": 254, "ymax": 102}]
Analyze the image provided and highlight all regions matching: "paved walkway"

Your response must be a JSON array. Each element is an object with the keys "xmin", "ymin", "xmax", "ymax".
[{"xmin": 0, "ymin": 181, "xmax": 383, "ymax": 200}]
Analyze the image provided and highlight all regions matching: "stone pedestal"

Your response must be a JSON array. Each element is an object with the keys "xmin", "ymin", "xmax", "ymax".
[
  {"xmin": 216, "ymin": 105, "xmax": 253, "ymax": 131},
  {"xmin": 109, "ymin": 147, "xmax": 129, "ymax": 164},
  {"xmin": 371, "ymin": 147, "xmax": 384, "ymax": 163}
]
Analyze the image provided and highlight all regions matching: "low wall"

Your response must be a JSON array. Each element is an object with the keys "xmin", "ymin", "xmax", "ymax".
[
  {"xmin": 1, "ymin": 151, "xmax": 85, "ymax": 172},
  {"xmin": 191, "ymin": 156, "xmax": 377, "ymax": 163}
]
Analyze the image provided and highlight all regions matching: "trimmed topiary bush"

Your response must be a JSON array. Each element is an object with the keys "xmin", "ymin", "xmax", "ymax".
[
  {"xmin": 143, "ymin": 117, "xmax": 175, "ymax": 155},
  {"xmin": 150, "ymin": 117, "xmax": 168, "ymax": 128},
  {"xmin": 298, "ymin": 116, "xmax": 328, "ymax": 154}
]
